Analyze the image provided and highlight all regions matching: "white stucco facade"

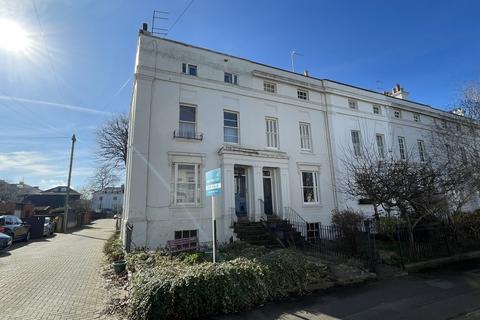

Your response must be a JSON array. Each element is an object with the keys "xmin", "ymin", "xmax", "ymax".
[
  {"xmin": 91, "ymin": 187, "xmax": 124, "ymax": 212},
  {"xmin": 123, "ymin": 30, "xmax": 475, "ymax": 249}
]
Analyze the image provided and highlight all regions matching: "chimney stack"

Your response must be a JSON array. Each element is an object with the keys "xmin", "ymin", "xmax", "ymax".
[
  {"xmin": 142, "ymin": 23, "xmax": 148, "ymax": 32},
  {"xmin": 385, "ymin": 83, "xmax": 409, "ymax": 100}
]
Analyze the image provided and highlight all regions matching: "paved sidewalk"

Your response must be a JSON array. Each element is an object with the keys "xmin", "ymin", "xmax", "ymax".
[
  {"xmin": 214, "ymin": 259, "xmax": 480, "ymax": 320},
  {"xmin": 0, "ymin": 219, "xmax": 115, "ymax": 320}
]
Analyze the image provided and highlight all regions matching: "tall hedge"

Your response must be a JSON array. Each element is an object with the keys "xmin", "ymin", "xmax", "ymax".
[{"xmin": 128, "ymin": 250, "xmax": 332, "ymax": 320}]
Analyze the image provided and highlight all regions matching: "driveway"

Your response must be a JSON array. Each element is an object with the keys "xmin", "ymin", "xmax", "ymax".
[
  {"xmin": 214, "ymin": 259, "xmax": 480, "ymax": 320},
  {"xmin": 0, "ymin": 219, "xmax": 115, "ymax": 320}
]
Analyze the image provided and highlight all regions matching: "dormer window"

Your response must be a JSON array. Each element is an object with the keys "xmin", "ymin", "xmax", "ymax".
[
  {"xmin": 263, "ymin": 81, "xmax": 276, "ymax": 93},
  {"xmin": 297, "ymin": 89, "xmax": 308, "ymax": 100},
  {"xmin": 413, "ymin": 113, "xmax": 421, "ymax": 122},
  {"xmin": 224, "ymin": 72, "xmax": 238, "ymax": 85},
  {"xmin": 348, "ymin": 99, "xmax": 358, "ymax": 110},
  {"xmin": 182, "ymin": 63, "xmax": 197, "ymax": 76}
]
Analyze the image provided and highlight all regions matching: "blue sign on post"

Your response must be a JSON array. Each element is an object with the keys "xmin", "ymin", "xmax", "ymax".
[{"xmin": 206, "ymin": 168, "xmax": 222, "ymax": 197}]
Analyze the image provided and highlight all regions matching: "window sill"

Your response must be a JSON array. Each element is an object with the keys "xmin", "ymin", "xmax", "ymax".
[
  {"xmin": 300, "ymin": 150, "xmax": 314, "ymax": 155},
  {"xmin": 174, "ymin": 137, "xmax": 203, "ymax": 143},
  {"xmin": 170, "ymin": 204, "xmax": 204, "ymax": 209},
  {"xmin": 302, "ymin": 203, "xmax": 322, "ymax": 208}
]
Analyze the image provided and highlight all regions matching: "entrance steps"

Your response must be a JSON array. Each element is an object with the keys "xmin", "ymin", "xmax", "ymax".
[{"xmin": 232, "ymin": 217, "xmax": 306, "ymax": 249}]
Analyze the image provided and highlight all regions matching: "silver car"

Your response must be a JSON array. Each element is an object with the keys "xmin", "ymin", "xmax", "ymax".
[{"xmin": 43, "ymin": 217, "xmax": 55, "ymax": 236}]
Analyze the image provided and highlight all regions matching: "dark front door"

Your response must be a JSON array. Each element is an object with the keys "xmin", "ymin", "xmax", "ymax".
[
  {"xmin": 234, "ymin": 167, "xmax": 248, "ymax": 216},
  {"xmin": 263, "ymin": 177, "xmax": 273, "ymax": 215}
]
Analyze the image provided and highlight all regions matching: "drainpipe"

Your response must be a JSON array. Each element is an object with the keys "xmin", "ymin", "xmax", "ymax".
[{"xmin": 322, "ymin": 83, "xmax": 339, "ymax": 210}]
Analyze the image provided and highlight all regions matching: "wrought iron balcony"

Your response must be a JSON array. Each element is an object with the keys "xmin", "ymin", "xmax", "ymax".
[{"xmin": 173, "ymin": 129, "xmax": 204, "ymax": 141}]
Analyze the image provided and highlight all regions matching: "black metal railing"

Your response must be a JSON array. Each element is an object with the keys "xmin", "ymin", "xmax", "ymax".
[
  {"xmin": 125, "ymin": 222, "xmax": 133, "ymax": 253},
  {"xmin": 376, "ymin": 221, "xmax": 480, "ymax": 267},
  {"xmin": 284, "ymin": 206, "xmax": 308, "ymax": 239},
  {"xmin": 173, "ymin": 129, "xmax": 203, "ymax": 141}
]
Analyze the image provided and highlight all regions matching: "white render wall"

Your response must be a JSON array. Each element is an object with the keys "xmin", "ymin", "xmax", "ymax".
[{"xmin": 123, "ymin": 31, "xmax": 474, "ymax": 249}]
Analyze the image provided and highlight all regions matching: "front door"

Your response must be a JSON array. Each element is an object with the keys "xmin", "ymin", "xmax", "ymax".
[
  {"xmin": 263, "ymin": 170, "xmax": 274, "ymax": 215},
  {"xmin": 234, "ymin": 166, "xmax": 248, "ymax": 216}
]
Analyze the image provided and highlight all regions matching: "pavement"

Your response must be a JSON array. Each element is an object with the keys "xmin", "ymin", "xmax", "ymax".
[
  {"xmin": 0, "ymin": 219, "xmax": 115, "ymax": 320},
  {"xmin": 214, "ymin": 259, "xmax": 480, "ymax": 320}
]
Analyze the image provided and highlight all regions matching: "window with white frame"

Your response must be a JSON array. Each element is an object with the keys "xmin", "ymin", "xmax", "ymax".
[
  {"xmin": 398, "ymin": 136, "xmax": 406, "ymax": 160},
  {"xmin": 263, "ymin": 81, "xmax": 276, "ymax": 93},
  {"xmin": 413, "ymin": 113, "xmax": 421, "ymax": 122},
  {"xmin": 373, "ymin": 105, "xmax": 381, "ymax": 114},
  {"xmin": 174, "ymin": 229, "xmax": 198, "ymax": 249},
  {"xmin": 307, "ymin": 223, "xmax": 320, "ymax": 242},
  {"xmin": 173, "ymin": 163, "xmax": 201, "ymax": 205},
  {"xmin": 301, "ymin": 171, "xmax": 320, "ymax": 204},
  {"xmin": 265, "ymin": 117, "xmax": 279, "ymax": 148},
  {"xmin": 417, "ymin": 140, "xmax": 426, "ymax": 162},
  {"xmin": 376, "ymin": 134, "xmax": 385, "ymax": 159},
  {"xmin": 348, "ymin": 99, "xmax": 358, "ymax": 110},
  {"xmin": 394, "ymin": 109, "xmax": 401, "ymax": 119},
  {"xmin": 181, "ymin": 63, "xmax": 197, "ymax": 76},
  {"xmin": 224, "ymin": 72, "xmax": 238, "ymax": 85},
  {"xmin": 351, "ymin": 130, "xmax": 362, "ymax": 157},
  {"xmin": 297, "ymin": 89, "xmax": 308, "ymax": 100},
  {"xmin": 299, "ymin": 122, "xmax": 312, "ymax": 151},
  {"xmin": 178, "ymin": 105, "xmax": 196, "ymax": 138},
  {"xmin": 224, "ymin": 111, "xmax": 239, "ymax": 143}
]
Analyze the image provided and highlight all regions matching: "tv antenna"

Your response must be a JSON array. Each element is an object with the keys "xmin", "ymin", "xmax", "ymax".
[
  {"xmin": 151, "ymin": 10, "xmax": 169, "ymax": 36},
  {"xmin": 291, "ymin": 50, "xmax": 304, "ymax": 73}
]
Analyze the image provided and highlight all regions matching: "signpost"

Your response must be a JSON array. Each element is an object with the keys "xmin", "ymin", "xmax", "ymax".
[{"xmin": 206, "ymin": 168, "xmax": 222, "ymax": 263}]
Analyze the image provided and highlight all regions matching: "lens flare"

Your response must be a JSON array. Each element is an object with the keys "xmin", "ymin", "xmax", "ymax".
[{"xmin": 0, "ymin": 19, "xmax": 30, "ymax": 52}]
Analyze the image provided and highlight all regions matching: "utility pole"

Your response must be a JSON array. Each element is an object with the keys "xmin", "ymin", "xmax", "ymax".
[{"xmin": 64, "ymin": 134, "xmax": 76, "ymax": 233}]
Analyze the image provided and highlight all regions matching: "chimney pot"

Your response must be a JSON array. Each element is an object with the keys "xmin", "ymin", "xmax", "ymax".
[
  {"xmin": 142, "ymin": 23, "xmax": 148, "ymax": 31},
  {"xmin": 303, "ymin": 70, "xmax": 309, "ymax": 77}
]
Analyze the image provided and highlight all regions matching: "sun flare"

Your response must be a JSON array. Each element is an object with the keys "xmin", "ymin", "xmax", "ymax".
[{"xmin": 0, "ymin": 19, "xmax": 30, "ymax": 52}]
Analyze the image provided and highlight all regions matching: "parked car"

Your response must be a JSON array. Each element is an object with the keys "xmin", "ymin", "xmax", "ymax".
[
  {"xmin": 0, "ymin": 232, "xmax": 12, "ymax": 251},
  {"xmin": 0, "ymin": 215, "xmax": 31, "ymax": 242},
  {"xmin": 43, "ymin": 217, "xmax": 55, "ymax": 236}
]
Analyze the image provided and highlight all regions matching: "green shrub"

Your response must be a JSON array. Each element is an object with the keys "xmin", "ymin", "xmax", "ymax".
[
  {"xmin": 220, "ymin": 241, "xmax": 270, "ymax": 260},
  {"xmin": 331, "ymin": 209, "xmax": 366, "ymax": 256},
  {"xmin": 127, "ymin": 249, "xmax": 332, "ymax": 320},
  {"xmin": 178, "ymin": 252, "xmax": 207, "ymax": 265},
  {"xmin": 104, "ymin": 231, "xmax": 124, "ymax": 262}
]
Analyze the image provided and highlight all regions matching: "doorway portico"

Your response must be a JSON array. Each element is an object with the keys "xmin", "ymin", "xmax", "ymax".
[{"xmin": 219, "ymin": 145, "xmax": 290, "ymax": 223}]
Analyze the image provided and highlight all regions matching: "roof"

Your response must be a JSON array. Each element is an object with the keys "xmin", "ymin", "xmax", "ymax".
[
  {"xmin": 139, "ymin": 30, "xmax": 459, "ymax": 118},
  {"xmin": 40, "ymin": 186, "xmax": 80, "ymax": 195}
]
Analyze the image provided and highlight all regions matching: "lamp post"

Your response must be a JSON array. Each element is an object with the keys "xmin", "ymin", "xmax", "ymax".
[{"xmin": 64, "ymin": 134, "xmax": 76, "ymax": 233}]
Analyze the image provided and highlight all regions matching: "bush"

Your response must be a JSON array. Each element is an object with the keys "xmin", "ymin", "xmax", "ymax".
[
  {"xmin": 104, "ymin": 231, "xmax": 124, "ymax": 262},
  {"xmin": 331, "ymin": 209, "xmax": 366, "ymax": 256},
  {"xmin": 127, "ymin": 249, "xmax": 332, "ymax": 320},
  {"xmin": 220, "ymin": 241, "xmax": 270, "ymax": 260}
]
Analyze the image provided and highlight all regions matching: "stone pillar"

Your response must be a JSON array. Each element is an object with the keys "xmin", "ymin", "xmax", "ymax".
[
  {"xmin": 222, "ymin": 163, "xmax": 235, "ymax": 220},
  {"xmin": 252, "ymin": 166, "xmax": 264, "ymax": 222},
  {"xmin": 279, "ymin": 167, "xmax": 291, "ymax": 219}
]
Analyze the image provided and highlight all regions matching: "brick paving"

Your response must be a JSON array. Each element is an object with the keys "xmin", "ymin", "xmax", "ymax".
[{"xmin": 0, "ymin": 219, "xmax": 116, "ymax": 320}]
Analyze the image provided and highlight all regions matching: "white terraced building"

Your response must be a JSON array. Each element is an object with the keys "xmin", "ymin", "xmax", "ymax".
[{"xmin": 122, "ymin": 27, "xmax": 476, "ymax": 249}]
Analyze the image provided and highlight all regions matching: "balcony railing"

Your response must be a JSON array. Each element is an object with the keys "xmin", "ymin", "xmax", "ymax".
[{"xmin": 173, "ymin": 129, "xmax": 204, "ymax": 141}]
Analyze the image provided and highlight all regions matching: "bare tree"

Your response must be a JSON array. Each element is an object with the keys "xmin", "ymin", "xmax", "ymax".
[
  {"xmin": 458, "ymin": 82, "xmax": 480, "ymax": 120},
  {"xmin": 96, "ymin": 113, "xmax": 128, "ymax": 169},
  {"xmin": 73, "ymin": 186, "xmax": 93, "ymax": 213},
  {"xmin": 88, "ymin": 164, "xmax": 119, "ymax": 193},
  {"xmin": 341, "ymin": 146, "xmax": 449, "ymax": 244}
]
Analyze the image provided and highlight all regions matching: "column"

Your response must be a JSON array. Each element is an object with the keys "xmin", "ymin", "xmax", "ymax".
[
  {"xmin": 279, "ymin": 167, "xmax": 291, "ymax": 219},
  {"xmin": 252, "ymin": 166, "xmax": 264, "ymax": 222}
]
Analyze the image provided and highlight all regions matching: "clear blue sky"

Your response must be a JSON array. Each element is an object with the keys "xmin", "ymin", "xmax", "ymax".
[{"xmin": 0, "ymin": 0, "xmax": 479, "ymax": 190}]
